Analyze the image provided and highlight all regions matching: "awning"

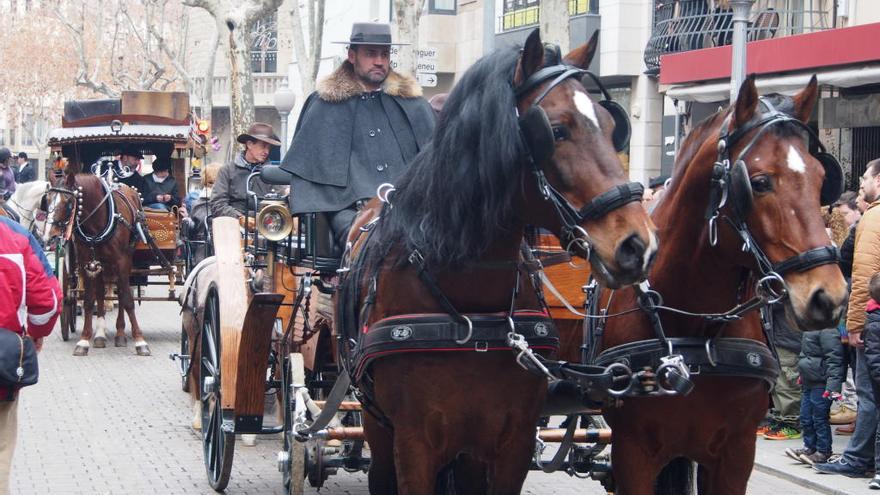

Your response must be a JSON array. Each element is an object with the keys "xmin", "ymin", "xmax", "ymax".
[
  {"xmin": 48, "ymin": 124, "xmax": 192, "ymax": 145},
  {"xmin": 662, "ymin": 65, "xmax": 880, "ymax": 103}
]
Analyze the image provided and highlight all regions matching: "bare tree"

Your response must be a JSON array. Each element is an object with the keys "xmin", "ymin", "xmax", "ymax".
[
  {"xmin": 289, "ymin": 0, "xmax": 326, "ymax": 96},
  {"xmin": 392, "ymin": 0, "xmax": 427, "ymax": 75},
  {"xmin": 183, "ymin": 0, "xmax": 284, "ymax": 141},
  {"xmin": 540, "ymin": 0, "xmax": 570, "ymax": 53}
]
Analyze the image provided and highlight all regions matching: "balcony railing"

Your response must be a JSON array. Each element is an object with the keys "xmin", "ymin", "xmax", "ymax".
[
  {"xmin": 192, "ymin": 74, "xmax": 286, "ymax": 100},
  {"xmin": 644, "ymin": 0, "xmax": 835, "ymax": 73},
  {"xmin": 497, "ymin": 0, "xmax": 598, "ymax": 33}
]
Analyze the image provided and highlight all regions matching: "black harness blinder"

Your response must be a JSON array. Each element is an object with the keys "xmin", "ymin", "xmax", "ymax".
[{"xmin": 513, "ymin": 50, "xmax": 642, "ymax": 253}]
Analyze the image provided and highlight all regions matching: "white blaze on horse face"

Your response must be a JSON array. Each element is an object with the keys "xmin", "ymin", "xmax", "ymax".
[
  {"xmin": 573, "ymin": 91, "xmax": 600, "ymax": 129},
  {"xmin": 787, "ymin": 145, "xmax": 807, "ymax": 173},
  {"xmin": 42, "ymin": 194, "xmax": 60, "ymax": 243}
]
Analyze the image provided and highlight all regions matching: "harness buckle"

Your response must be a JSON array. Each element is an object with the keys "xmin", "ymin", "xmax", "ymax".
[
  {"xmin": 756, "ymin": 272, "xmax": 787, "ymax": 304},
  {"xmin": 708, "ymin": 215, "xmax": 719, "ymax": 247},
  {"xmin": 475, "ymin": 341, "xmax": 489, "ymax": 352},
  {"xmin": 408, "ymin": 249, "xmax": 425, "ymax": 267}
]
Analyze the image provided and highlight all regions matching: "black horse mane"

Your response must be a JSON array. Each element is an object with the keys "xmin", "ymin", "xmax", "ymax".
[{"xmin": 365, "ymin": 46, "xmax": 528, "ymax": 269}]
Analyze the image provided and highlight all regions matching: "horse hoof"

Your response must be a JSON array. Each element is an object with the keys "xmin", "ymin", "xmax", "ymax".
[
  {"xmin": 114, "ymin": 335, "xmax": 127, "ymax": 347},
  {"xmin": 135, "ymin": 345, "xmax": 151, "ymax": 356},
  {"xmin": 93, "ymin": 336, "xmax": 107, "ymax": 348},
  {"xmin": 73, "ymin": 346, "xmax": 89, "ymax": 357}
]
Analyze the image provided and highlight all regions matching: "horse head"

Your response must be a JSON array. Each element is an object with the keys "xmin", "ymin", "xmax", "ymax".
[
  {"xmin": 669, "ymin": 75, "xmax": 847, "ymax": 330},
  {"xmin": 42, "ymin": 173, "xmax": 80, "ymax": 245},
  {"xmin": 513, "ymin": 30, "xmax": 657, "ymax": 288}
]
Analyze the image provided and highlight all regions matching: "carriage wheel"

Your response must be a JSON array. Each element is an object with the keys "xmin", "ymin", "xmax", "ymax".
[
  {"xmin": 200, "ymin": 289, "xmax": 235, "ymax": 491},
  {"xmin": 179, "ymin": 324, "xmax": 191, "ymax": 393},
  {"xmin": 283, "ymin": 353, "xmax": 307, "ymax": 495},
  {"xmin": 60, "ymin": 244, "xmax": 76, "ymax": 342}
]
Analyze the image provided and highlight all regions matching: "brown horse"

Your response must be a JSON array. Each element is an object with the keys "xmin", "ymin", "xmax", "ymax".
[
  {"xmin": 44, "ymin": 172, "xmax": 151, "ymax": 356},
  {"xmin": 591, "ymin": 76, "xmax": 848, "ymax": 494},
  {"xmin": 341, "ymin": 30, "xmax": 657, "ymax": 494}
]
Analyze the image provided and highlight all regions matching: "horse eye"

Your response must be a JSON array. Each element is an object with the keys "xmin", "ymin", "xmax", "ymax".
[
  {"xmin": 751, "ymin": 175, "xmax": 773, "ymax": 193},
  {"xmin": 552, "ymin": 126, "xmax": 570, "ymax": 142}
]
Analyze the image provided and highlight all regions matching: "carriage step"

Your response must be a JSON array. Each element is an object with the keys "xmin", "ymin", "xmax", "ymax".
[
  {"xmin": 312, "ymin": 427, "xmax": 612, "ymax": 443},
  {"xmin": 169, "ymin": 352, "xmax": 189, "ymax": 362},
  {"xmin": 313, "ymin": 400, "xmax": 361, "ymax": 411}
]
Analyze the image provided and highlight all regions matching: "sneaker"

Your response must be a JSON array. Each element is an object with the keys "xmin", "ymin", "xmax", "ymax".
[
  {"xmin": 756, "ymin": 424, "xmax": 774, "ymax": 436},
  {"xmin": 813, "ymin": 456, "xmax": 872, "ymax": 478},
  {"xmin": 870, "ymin": 475, "xmax": 880, "ymax": 489},
  {"xmin": 800, "ymin": 451, "xmax": 831, "ymax": 465},
  {"xmin": 785, "ymin": 447, "xmax": 815, "ymax": 463},
  {"xmin": 831, "ymin": 405, "xmax": 857, "ymax": 425},
  {"xmin": 835, "ymin": 422, "xmax": 856, "ymax": 435},
  {"xmin": 764, "ymin": 426, "xmax": 802, "ymax": 440}
]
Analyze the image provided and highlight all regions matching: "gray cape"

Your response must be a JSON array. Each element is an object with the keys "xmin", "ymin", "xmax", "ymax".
[{"xmin": 281, "ymin": 61, "xmax": 435, "ymax": 214}]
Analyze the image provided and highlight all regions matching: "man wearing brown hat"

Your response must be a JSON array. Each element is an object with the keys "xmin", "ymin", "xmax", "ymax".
[
  {"xmin": 211, "ymin": 122, "xmax": 283, "ymax": 219},
  {"xmin": 281, "ymin": 22, "xmax": 435, "ymax": 249}
]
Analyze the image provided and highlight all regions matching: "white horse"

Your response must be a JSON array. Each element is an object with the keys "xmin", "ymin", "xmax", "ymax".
[{"xmin": 7, "ymin": 180, "xmax": 49, "ymax": 234}]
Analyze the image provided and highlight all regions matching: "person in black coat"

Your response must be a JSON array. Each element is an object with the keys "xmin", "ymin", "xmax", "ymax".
[
  {"xmin": 142, "ymin": 156, "xmax": 179, "ymax": 211},
  {"xmin": 16, "ymin": 153, "xmax": 35, "ymax": 183},
  {"xmin": 281, "ymin": 22, "xmax": 435, "ymax": 250},
  {"xmin": 785, "ymin": 325, "xmax": 846, "ymax": 465},
  {"xmin": 862, "ymin": 273, "xmax": 880, "ymax": 489}
]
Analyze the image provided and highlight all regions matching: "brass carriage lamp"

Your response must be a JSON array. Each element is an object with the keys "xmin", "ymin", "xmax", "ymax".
[{"xmin": 110, "ymin": 119, "xmax": 123, "ymax": 135}]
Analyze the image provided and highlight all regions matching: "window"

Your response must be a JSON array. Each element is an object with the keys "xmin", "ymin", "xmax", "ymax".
[
  {"xmin": 251, "ymin": 13, "xmax": 278, "ymax": 73},
  {"xmin": 501, "ymin": 0, "xmax": 597, "ymax": 31},
  {"xmin": 429, "ymin": 0, "xmax": 456, "ymax": 15}
]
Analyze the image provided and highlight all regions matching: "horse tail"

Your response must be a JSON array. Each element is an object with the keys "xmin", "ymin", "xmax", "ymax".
[{"xmin": 655, "ymin": 457, "xmax": 694, "ymax": 495}]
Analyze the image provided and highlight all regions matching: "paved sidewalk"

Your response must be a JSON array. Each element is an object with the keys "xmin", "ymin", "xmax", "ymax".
[{"xmin": 753, "ymin": 430, "xmax": 876, "ymax": 495}]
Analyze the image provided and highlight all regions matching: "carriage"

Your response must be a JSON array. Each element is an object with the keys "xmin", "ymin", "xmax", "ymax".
[
  {"xmin": 46, "ymin": 91, "xmax": 204, "ymax": 343},
  {"xmin": 179, "ymin": 28, "xmax": 846, "ymax": 495}
]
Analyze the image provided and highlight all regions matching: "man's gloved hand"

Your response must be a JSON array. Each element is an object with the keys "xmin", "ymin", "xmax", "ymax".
[{"xmin": 822, "ymin": 390, "xmax": 842, "ymax": 401}]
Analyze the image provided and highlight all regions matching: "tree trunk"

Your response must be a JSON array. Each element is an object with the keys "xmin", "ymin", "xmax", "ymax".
[
  {"xmin": 540, "ymin": 0, "xmax": 570, "ymax": 54},
  {"xmin": 226, "ymin": 15, "xmax": 256, "ymax": 145},
  {"xmin": 290, "ymin": 0, "xmax": 325, "ymax": 97},
  {"xmin": 199, "ymin": 19, "xmax": 220, "ymax": 161},
  {"xmin": 392, "ymin": 0, "xmax": 425, "ymax": 76}
]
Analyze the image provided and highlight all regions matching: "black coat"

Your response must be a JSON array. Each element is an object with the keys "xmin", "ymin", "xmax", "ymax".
[
  {"xmin": 142, "ymin": 173, "xmax": 180, "ymax": 207},
  {"xmin": 797, "ymin": 328, "xmax": 846, "ymax": 392},
  {"xmin": 770, "ymin": 304, "xmax": 803, "ymax": 353},
  {"xmin": 840, "ymin": 222, "xmax": 857, "ymax": 280},
  {"xmin": 863, "ymin": 310, "xmax": 880, "ymax": 384},
  {"xmin": 17, "ymin": 163, "xmax": 35, "ymax": 183},
  {"xmin": 281, "ymin": 62, "xmax": 435, "ymax": 214}
]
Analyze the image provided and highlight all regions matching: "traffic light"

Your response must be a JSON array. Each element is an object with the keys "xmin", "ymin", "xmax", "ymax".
[{"xmin": 196, "ymin": 119, "xmax": 211, "ymax": 136}]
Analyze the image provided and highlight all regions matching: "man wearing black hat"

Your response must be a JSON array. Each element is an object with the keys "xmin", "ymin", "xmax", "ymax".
[
  {"xmin": 16, "ymin": 153, "xmax": 35, "ymax": 184},
  {"xmin": 142, "ymin": 156, "xmax": 180, "ymax": 211},
  {"xmin": 211, "ymin": 122, "xmax": 282, "ymax": 220},
  {"xmin": 114, "ymin": 147, "xmax": 147, "ymax": 193},
  {"xmin": 281, "ymin": 22, "xmax": 435, "ymax": 249}
]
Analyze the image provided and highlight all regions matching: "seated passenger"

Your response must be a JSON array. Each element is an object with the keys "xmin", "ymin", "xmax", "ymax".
[
  {"xmin": 142, "ymin": 156, "xmax": 179, "ymax": 211},
  {"xmin": 210, "ymin": 123, "xmax": 281, "ymax": 223},
  {"xmin": 115, "ymin": 147, "xmax": 147, "ymax": 193}
]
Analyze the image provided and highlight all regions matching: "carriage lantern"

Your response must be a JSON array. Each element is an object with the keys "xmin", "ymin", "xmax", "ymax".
[{"xmin": 256, "ymin": 200, "xmax": 293, "ymax": 241}]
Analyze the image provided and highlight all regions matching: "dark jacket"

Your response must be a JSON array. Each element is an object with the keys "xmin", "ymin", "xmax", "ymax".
[
  {"xmin": 281, "ymin": 61, "xmax": 435, "ymax": 214},
  {"xmin": 771, "ymin": 305, "xmax": 803, "ymax": 353},
  {"xmin": 797, "ymin": 328, "xmax": 846, "ymax": 393},
  {"xmin": 839, "ymin": 222, "xmax": 857, "ymax": 280},
  {"xmin": 210, "ymin": 152, "xmax": 278, "ymax": 218},
  {"xmin": 17, "ymin": 163, "xmax": 35, "ymax": 183},
  {"xmin": 142, "ymin": 173, "xmax": 180, "ymax": 207},
  {"xmin": 863, "ymin": 310, "xmax": 880, "ymax": 384}
]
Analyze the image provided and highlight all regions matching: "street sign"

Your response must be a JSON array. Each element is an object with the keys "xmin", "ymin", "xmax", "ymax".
[
  {"xmin": 416, "ymin": 72, "xmax": 437, "ymax": 88},
  {"xmin": 417, "ymin": 47, "xmax": 438, "ymax": 62},
  {"xmin": 416, "ymin": 61, "xmax": 437, "ymax": 74}
]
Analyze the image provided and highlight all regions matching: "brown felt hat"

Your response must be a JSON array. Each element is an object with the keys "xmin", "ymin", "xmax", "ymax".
[{"xmin": 236, "ymin": 122, "xmax": 281, "ymax": 147}]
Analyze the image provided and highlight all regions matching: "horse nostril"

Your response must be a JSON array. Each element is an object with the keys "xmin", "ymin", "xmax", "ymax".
[
  {"xmin": 615, "ymin": 233, "xmax": 647, "ymax": 273},
  {"xmin": 807, "ymin": 289, "xmax": 839, "ymax": 324}
]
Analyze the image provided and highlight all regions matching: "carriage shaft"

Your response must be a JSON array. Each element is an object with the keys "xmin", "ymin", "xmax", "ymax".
[{"xmin": 315, "ymin": 427, "xmax": 612, "ymax": 443}]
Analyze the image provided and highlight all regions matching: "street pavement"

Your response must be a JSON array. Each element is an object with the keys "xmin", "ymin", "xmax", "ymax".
[{"xmin": 6, "ymin": 294, "xmax": 849, "ymax": 494}]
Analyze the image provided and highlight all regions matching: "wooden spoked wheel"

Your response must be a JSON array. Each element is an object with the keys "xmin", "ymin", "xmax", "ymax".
[{"xmin": 200, "ymin": 288, "xmax": 235, "ymax": 491}]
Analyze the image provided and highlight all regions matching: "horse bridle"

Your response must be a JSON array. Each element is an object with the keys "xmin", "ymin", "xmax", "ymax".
[
  {"xmin": 514, "ymin": 64, "xmax": 645, "ymax": 257},
  {"xmin": 44, "ymin": 187, "xmax": 79, "ymax": 241},
  {"xmin": 707, "ymin": 102, "xmax": 840, "ymax": 291}
]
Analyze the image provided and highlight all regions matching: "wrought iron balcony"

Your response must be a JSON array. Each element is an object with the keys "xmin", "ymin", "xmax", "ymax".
[{"xmin": 644, "ymin": 0, "xmax": 835, "ymax": 74}]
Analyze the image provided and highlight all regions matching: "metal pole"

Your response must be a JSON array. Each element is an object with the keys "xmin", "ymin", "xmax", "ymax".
[
  {"xmin": 729, "ymin": 0, "xmax": 755, "ymax": 102},
  {"xmin": 280, "ymin": 113, "xmax": 289, "ymax": 158}
]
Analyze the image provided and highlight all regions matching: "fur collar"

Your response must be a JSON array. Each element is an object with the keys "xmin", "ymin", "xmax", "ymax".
[{"xmin": 316, "ymin": 61, "xmax": 422, "ymax": 102}]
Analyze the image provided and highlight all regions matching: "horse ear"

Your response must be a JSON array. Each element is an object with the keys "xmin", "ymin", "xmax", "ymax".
[
  {"xmin": 792, "ymin": 75, "xmax": 819, "ymax": 123},
  {"xmin": 514, "ymin": 29, "xmax": 545, "ymax": 87},
  {"xmin": 563, "ymin": 30, "xmax": 599, "ymax": 70},
  {"xmin": 733, "ymin": 74, "xmax": 759, "ymax": 128}
]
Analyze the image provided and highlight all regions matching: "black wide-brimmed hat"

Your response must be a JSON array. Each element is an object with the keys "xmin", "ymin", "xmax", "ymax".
[
  {"xmin": 333, "ymin": 22, "xmax": 409, "ymax": 46},
  {"xmin": 236, "ymin": 122, "xmax": 281, "ymax": 147}
]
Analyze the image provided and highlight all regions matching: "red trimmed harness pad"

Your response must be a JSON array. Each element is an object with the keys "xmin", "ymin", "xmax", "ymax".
[{"xmin": 353, "ymin": 310, "xmax": 559, "ymax": 382}]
